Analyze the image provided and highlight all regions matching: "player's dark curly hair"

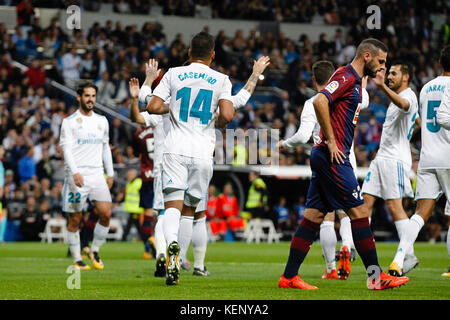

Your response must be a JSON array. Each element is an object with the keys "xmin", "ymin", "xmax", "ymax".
[
  {"xmin": 190, "ymin": 32, "xmax": 215, "ymax": 60},
  {"xmin": 312, "ymin": 60, "xmax": 335, "ymax": 86},
  {"xmin": 440, "ymin": 45, "xmax": 450, "ymax": 72},
  {"xmin": 76, "ymin": 81, "xmax": 98, "ymax": 96},
  {"xmin": 391, "ymin": 60, "xmax": 414, "ymax": 83}
]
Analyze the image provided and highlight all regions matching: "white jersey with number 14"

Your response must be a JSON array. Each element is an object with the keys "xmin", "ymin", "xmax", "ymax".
[{"xmin": 152, "ymin": 62, "xmax": 233, "ymax": 161}]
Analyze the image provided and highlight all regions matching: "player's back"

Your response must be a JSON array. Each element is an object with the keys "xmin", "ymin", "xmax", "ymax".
[
  {"xmin": 419, "ymin": 76, "xmax": 450, "ymax": 169},
  {"xmin": 153, "ymin": 62, "xmax": 232, "ymax": 160}
]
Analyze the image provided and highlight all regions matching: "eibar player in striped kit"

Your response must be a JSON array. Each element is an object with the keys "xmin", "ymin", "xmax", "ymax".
[
  {"xmin": 278, "ymin": 38, "xmax": 409, "ymax": 290},
  {"xmin": 277, "ymin": 61, "xmax": 370, "ymax": 281},
  {"xmin": 361, "ymin": 61, "xmax": 420, "ymax": 276}
]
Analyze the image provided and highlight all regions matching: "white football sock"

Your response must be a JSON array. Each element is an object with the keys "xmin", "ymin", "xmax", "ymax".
[
  {"xmin": 339, "ymin": 216, "xmax": 354, "ymax": 250},
  {"xmin": 394, "ymin": 218, "xmax": 415, "ymax": 256},
  {"xmin": 192, "ymin": 216, "xmax": 207, "ymax": 270},
  {"xmin": 68, "ymin": 230, "xmax": 82, "ymax": 263},
  {"xmin": 91, "ymin": 223, "xmax": 109, "ymax": 253},
  {"xmin": 163, "ymin": 207, "xmax": 181, "ymax": 245},
  {"xmin": 320, "ymin": 221, "xmax": 337, "ymax": 272},
  {"xmin": 154, "ymin": 214, "xmax": 166, "ymax": 258},
  {"xmin": 393, "ymin": 214, "xmax": 424, "ymax": 269},
  {"xmin": 178, "ymin": 215, "xmax": 194, "ymax": 264}
]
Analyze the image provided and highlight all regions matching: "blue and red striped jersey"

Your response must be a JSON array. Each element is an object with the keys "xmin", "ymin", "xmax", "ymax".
[{"xmin": 316, "ymin": 64, "xmax": 362, "ymax": 156}]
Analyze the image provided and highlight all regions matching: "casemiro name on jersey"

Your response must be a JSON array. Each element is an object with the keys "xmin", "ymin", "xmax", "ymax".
[{"xmin": 178, "ymin": 71, "xmax": 217, "ymax": 84}]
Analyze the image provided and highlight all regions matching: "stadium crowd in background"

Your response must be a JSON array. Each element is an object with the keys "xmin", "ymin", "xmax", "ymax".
[{"xmin": 0, "ymin": 0, "xmax": 449, "ymax": 242}]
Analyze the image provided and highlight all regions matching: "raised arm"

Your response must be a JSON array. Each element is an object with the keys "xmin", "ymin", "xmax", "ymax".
[
  {"xmin": 373, "ymin": 68, "xmax": 410, "ymax": 111},
  {"xmin": 129, "ymin": 78, "xmax": 146, "ymax": 125}
]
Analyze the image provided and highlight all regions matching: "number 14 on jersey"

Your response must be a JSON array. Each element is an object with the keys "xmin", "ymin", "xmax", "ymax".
[{"xmin": 177, "ymin": 87, "xmax": 213, "ymax": 125}]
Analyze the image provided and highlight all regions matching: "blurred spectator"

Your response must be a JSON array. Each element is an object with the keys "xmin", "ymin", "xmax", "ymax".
[
  {"xmin": 274, "ymin": 196, "xmax": 291, "ymax": 232},
  {"xmin": 205, "ymin": 184, "xmax": 222, "ymax": 238},
  {"xmin": 36, "ymin": 149, "xmax": 53, "ymax": 180},
  {"xmin": 24, "ymin": 59, "xmax": 46, "ymax": 89},
  {"xmin": 19, "ymin": 196, "xmax": 42, "ymax": 241},
  {"xmin": 216, "ymin": 183, "xmax": 244, "ymax": 239},
  {"xmin": 61, "ymin": 46, "xmax": 81, "ymax": 89},
  {"xmin": 293, "ymin": 195, "xmax": 306, "ymax": 224},
  {"xmin": 18, "ymin": 146, "xmax": 36, "ymax": 184},
  {"xmin": 16, "ymin": 0, "xmax": 35, "ymax": 26},
  {"xmin": 95, "ymin": 71, "xmax": 116, "ymax": 105}
]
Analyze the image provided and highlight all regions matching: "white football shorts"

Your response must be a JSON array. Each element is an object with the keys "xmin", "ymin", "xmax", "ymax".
[
  {"xmin": 62, "ymin": 171, "xmax": 111, "ymax": 213},
  {"xmin": 415, "ymin": 168, "xmax": 450, "ymax": 215},
  {"xmin": 361, "ymin": 157, "xmax": 413, "ymax": 200},
  {"xmin": 162, "ymin": 153, "xmax": 213, "ymax": 207}
]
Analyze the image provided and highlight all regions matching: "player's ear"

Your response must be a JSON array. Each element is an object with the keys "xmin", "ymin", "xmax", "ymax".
[
  {"xmin": 188, "ymin": 48, "xmax": 191, "ymax": 58},
  {"xmin": 211, "ymin": 50, "xmax": 215, "ymax": 61}
]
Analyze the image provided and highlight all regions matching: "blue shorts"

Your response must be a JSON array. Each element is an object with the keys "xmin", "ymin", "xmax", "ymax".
[
  {"xmin": 139, "ymin": 180, "xmax": 154, "ymax": 209},
  {"xmin": 306, "ymin": 146, "xmax": 364, "ymax": 212}
]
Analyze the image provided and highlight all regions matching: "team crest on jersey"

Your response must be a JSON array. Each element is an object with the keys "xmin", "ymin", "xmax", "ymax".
[
  {"xmin": 325, "ymin": 81, "xmax": 339, "ymax": 94},
  {"xmin": 76, "ymin": 118, "xmax": 82, "ymax": 124},
  {"xmin": 98, "ymin": 123, "xmax": 102, "ymax": 131}
]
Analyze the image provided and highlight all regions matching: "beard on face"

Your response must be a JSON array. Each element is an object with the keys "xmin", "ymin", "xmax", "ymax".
[
  {"xmin": 363, "ymin": 59, "xmax": 378, "ymax": 78},
  {"xmin": 80, "ymin": 98, "xmax": 95, "ymax": 113},
  {"xmin": 388, "ymin": 78, "xmax": 401, "ymax": 91}
]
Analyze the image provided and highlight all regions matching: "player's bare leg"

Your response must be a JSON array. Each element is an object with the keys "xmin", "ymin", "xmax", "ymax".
[
  {"xmin": 320, "ymin": 212, "xmax": 338, "ymax": 279},
  {"xmin": 362, "ymin": 193, "xmax": 376, "ymax": 224},
  {"xmin": 391, "ymin": 199, "xmax": 434, "ymax": 275},
  {"xmin": 67, "ymin": 212, "xmax": 90, "ymax": 270},
  {"xmin": 279, "ymin": 208, "xmax": 324, "ymax": 289},
  {"xmin": 88, "ymin": 201, "xmax": 111, "ymax": 270}
]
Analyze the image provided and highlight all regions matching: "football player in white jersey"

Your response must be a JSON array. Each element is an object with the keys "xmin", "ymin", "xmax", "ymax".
[
  {"xmin": 130, "ymin": 55, "xmax": 269, "ymax": 279},
  {"xmin": 141, "ymin": 33, "xmax": 235, "ymax": 286},
  {"xmin": 277, "ymin": 61, "xmax": 369, "ymax": 280},
  {"xmin": 358, "ymin": 61, "xmax": 420, "ymax": 276},
  {"xmin": 389, "ymin": 46, "xmax": 450, "ymax": 277},
  {"xmin": 437, "ymin": 76, "xmax": 450, "ymax": 277},
  {"xmin": 60, "ymin": 82, "xmax": 114, "ymax": 270}
]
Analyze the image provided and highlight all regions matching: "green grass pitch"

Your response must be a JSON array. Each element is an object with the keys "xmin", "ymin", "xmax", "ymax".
[{"xmin": 0, "ymin": 241, "xmax": 449, "ymax": 300}]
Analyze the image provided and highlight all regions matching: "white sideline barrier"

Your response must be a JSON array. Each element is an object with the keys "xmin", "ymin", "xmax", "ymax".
[
  {"xmin": 105, "ymin": 218, "xmax": 123, "ymax": 241},
  {"xmin": 39, "ymin": 218, "xmax": 68, "ymax": 243},
  {"xmin": 244, "ymin": 219, "xmax": 282, "ymax": 243}
]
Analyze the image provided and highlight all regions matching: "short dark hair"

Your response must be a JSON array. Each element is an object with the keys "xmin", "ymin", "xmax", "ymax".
[
  {"xmin": 312, "ymin": 60, "xmax": 335, "ymax": 85},
  {"xmin": 440, "ymin": 45, "xmax": 450, "ymax": 72},
  {"xmin": 356, "ymin": 38, "xmax": 388, "ymax": 58},
  {"xmin": 391, "ymin": 60, "xmax": 414, "ymax": 83},
  {"xmin": 76, "ymin": 81, "xmax": 98, "ymax": 96},
  {"xmin": 190, "ymin": 32, "xmax": 215, "ymax": 60}
]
